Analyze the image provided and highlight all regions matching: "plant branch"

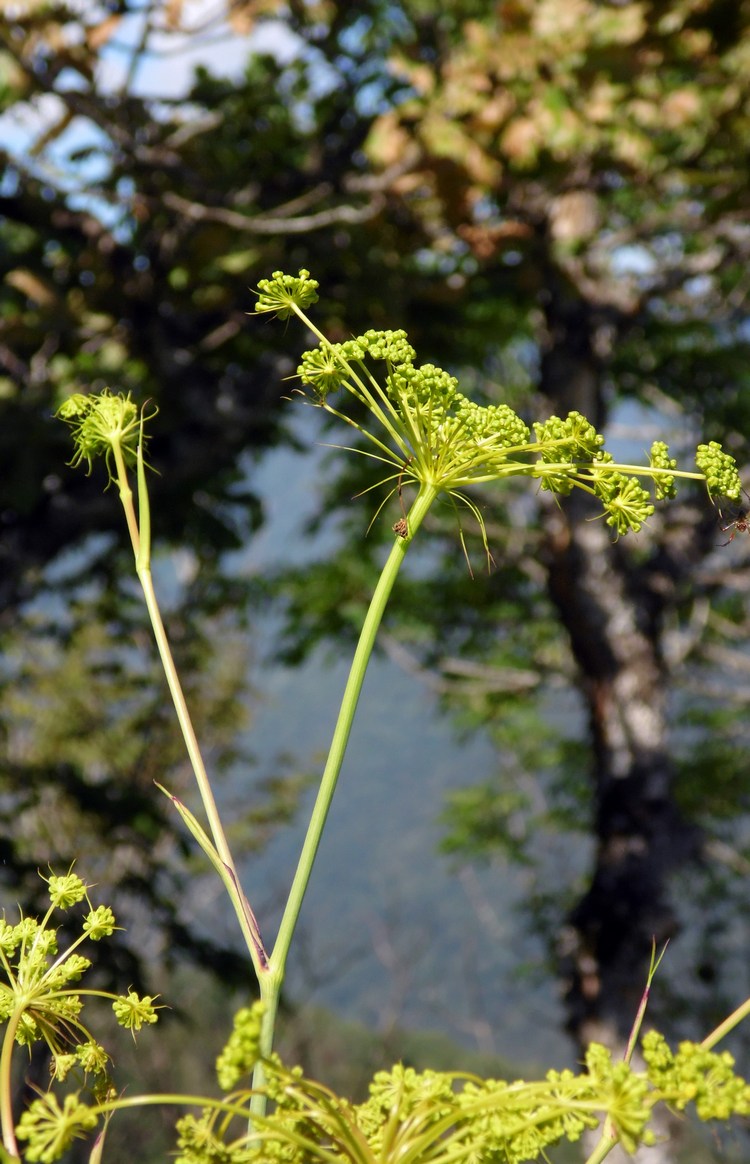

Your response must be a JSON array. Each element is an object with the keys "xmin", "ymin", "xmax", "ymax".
[
  {"xmin": 113, "ymin": 440, "xmax": 268, "ymax": 977},
  {"xmin": 250, "ymin": 484, "xmax": 437, "ymax": 1090}
]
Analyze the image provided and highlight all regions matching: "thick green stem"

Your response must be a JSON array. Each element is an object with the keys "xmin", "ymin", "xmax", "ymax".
[
  {"xmin": 0, "ymin": 1011, "xmax": 20, "ymax": 1161},
  {"xmin": 583, "ymin": 1126, "xmax": 618, "ymax": 1164},
  {"xmin": 252, "ymin": 484, "xmax": 437, "ymax": 1079},
  {"xmin": 269, "ymin": 484, "xmax": 436, "ymax": 980}
]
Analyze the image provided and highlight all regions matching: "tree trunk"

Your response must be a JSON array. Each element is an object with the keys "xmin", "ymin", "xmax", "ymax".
[
  {"xmin": 535, "ymin": 283, "xmax": 711, "ymax": 1160},
  {"xmin": 538, "ymin": 280, "xmax": 703, "ymax": 1051}
]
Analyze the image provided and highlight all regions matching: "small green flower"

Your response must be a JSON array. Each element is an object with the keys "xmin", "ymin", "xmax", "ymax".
[
  {"xmin": 591, "ymin": 471, "xmax": 655, "ymax": 536},
  {"xmin": 0, "ymin": 917, "xmax": 19, "ymax": 955},
  {"xmin": 57, "ymin": 389, "xmax": 142, "ymax": 482},
  {"xmin": 357, "ymin": 328, "xmax": 416, "ymax": 365},
  {"xmin": 82, "ymin": 906, "xmax": 117, "ymax": 940},
  {"xmin": 388, "ymin": 361, "xmax": 459, "ymax": 415},
  {"xmin": 298, "ymin": 343, "xmax": 349, "ymax": 397},
  {"xmin": 457, "ymin": 398, "xmax": 530, "ymax": 449},
  {"xmin": 112, "ymin": 990, "xmax": 160, "ymax": 1031},
  {"xmin": 76, "ymin": 1039, "xmax": 110, "ymax": 1075},
  {"xmin": 216, "ymin": 1000, "xmax": 266, "ymax": 1091},
  {"xmin": 254, "ymin": 268, "xmax": 319, "ymax": 319},
  {"xmin": 55, "ymin": 393, "xmax": 93, "ymax": 421},
  {"xmin": 50, "ymin": 1052, "xmax": 78, "ymax": 1082},
  {"xmin": 43, "ymin": 870, "xmax": 87, "ymax": 910},
  {"xmin": 533, "ymin": 411, "xmax": 603, "ymax": 496},
  {"xmin": 16, "ymin": 1092, "xmax": 99, "ymax": 1163},
  {"xmin": 643, "ymin": 1031, "xmax": 750, "ymax": 1121},
  {"xmin": 44, "ymin": 953, "xmax": 92, "ymax": 991},
  {"xmin": 534, "ymin": 410, "xmax": 605, "ymax": 460},
  {"xmin": 175, "ymin": 1111, "xmax": 237, "ymax": 1164},
  {"xmin": 584, "ymin": 1044, "xmax": 652, "ymax": 1154},
  {"xmin": 16, "ymin": 916, "xmax": 45, "ymax": 945}
]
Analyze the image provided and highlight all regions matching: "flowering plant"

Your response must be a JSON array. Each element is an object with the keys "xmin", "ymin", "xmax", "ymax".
[{"xmin": 2, "ymin": 271, "xmax": 746, "ymax": 1162}]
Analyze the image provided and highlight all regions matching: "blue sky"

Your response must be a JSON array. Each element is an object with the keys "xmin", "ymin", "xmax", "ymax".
[{"xmin": 0, "ymin": 2, "xmax": 299, "ymax": 205}]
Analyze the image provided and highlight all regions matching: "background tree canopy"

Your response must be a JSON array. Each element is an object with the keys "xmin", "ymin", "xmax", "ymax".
[{"xmin": 2, "ymin": 0, "xmax": 750, "ymax": 1113}]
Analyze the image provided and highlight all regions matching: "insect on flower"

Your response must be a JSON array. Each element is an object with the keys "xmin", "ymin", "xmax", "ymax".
[{"xmin": 718, "ymin": 490, "xmax": 750, "ymax": 545}]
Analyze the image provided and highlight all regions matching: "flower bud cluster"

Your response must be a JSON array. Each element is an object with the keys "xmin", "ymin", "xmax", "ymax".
[
  {"xmin": 645, "ymin": 440, "xmax": 677, "ymax": 500},
  {"xmin": 3, "ymin": 872, "xmax": 160, "ymax": 1162},
  {"xmin": 590, "ymin": 453, "xmax": 655, "ymax": 535},
  {"xmin": 168, "ymin": 1032, "xmax": 750, "ymax": 1164},
  {"xmin": 696, "ymin": 441, "xmax": 742, "ymax": 500},
  {"xmin": 215, "ymin": 999, "xmax": 266, "ymax": 1090},
  {"xmin": 255, "ymin": 269, "xmax": 319, "ymax": 319},
  {"xmin": 643, "ymin": 1031, "xmax": 750, "ymax": 1121},
  {"xmin": 534, "ymin": 410, "xmax": 604, "ymax": 460},
  {"xmin": 56, "ymin": 389, "xmax": 142, "ymax": 481},
  {"xmin": 456, "ymin": 398, "xmax": 531, "ymax": 449},
  {"xmin": 254, "ymin": 271, "xmax": 745, "ymax": 544}
]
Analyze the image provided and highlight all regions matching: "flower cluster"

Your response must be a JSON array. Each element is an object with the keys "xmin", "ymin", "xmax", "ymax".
[
  {"xmin": 1, "ymin": 871, "xmax": 160, "ymax": 1162},
  {"xmin": 298, "ymin": 330, "xmax": 417, "ymax": 400},
  {"xmin": 16, "ymin": 1092, "xmax": 99, "ymax": 1164},
  {"xmin": 649, "ymin": 440, "xmax": 678, "ymax": 500},
  {"xmin": 56, "ymin": 390, "xmax": 146, "ymax": 483},
  {"xmin": 643, "ymin": 1031, "xmax": 750, "ymax": 1121},
  {"xmin": 166, "ymin": 1029, "xmax": 750, "ymax": 1164},
  {"xmin": 534, "ymin": 410, "xmax": 605, "ymax": 465},
  {"xmin": 258, "ymin": 271, "xmax": 739, "ymax": 544},
  {"xmin": 589, "ymin": 452, "xmax": 656, "ymax": 536},
  {"xmin": 696, "ymin": 440, "xmax": 743, "ymax": 500},
  {"xmin": 215, "ymin": 1000, "xmax": 266, "ymax": 1091},
  {"xmin": 254, "ymin": 269, "xmax": 319, "ymax": 319}
]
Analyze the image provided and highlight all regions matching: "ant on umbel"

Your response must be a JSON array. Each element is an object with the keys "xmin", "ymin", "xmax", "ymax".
[{"xmin": 718, "ymin": 489, "xmax": 750, "ymax": 546}]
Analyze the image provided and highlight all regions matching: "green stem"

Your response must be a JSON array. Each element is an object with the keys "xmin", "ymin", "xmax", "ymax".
[
  {"xmin": 112, "ymin": 441, "xmax": 267, "ymax": 977},
  {"xmin": 0, "ymin": 1010, "xmax": 22, "ymax": 1160},
  {"xmin": 253, "ymin": 484, "xmax": 437, "ymax": 1074},
  {"xmin": 701, "ymin": 995, "xmax": 750, "ymax": 1051},
  {"xmin": 249, "ymin": 975, "xmax": 281, "ymax": 1118},
  {"xmin": 583, "ymin": 1125, "xmax": 618, "ymax": 1164},
  {"xmin": 136, "ymin": 555, "xmax": 267, "ymax": 974}
]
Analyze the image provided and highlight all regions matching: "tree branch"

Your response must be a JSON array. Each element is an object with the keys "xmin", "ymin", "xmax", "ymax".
[{"xmin": 162, "ymin": 189, "xmax": 385, "ymax": 233}]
